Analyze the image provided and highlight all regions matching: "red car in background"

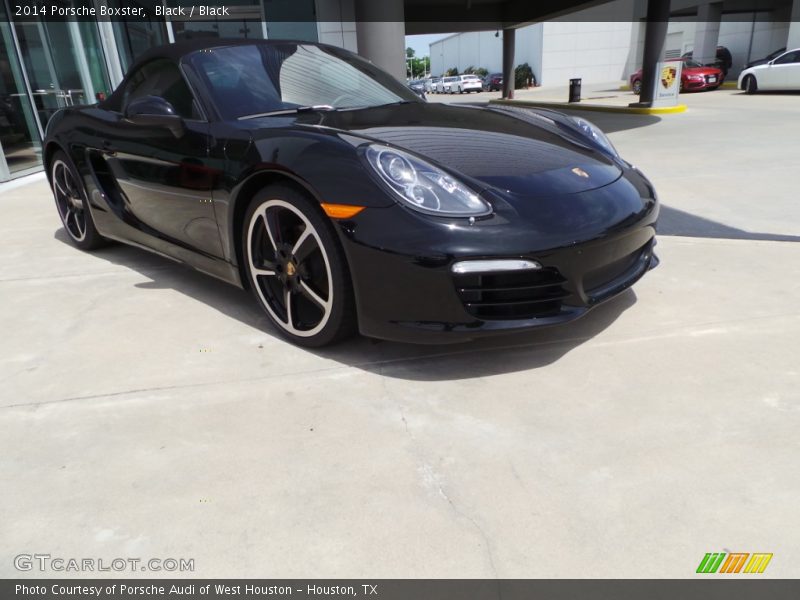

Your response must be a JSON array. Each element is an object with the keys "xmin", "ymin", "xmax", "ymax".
[{"xmin": 630, "ymin": 58, "xmax": 724, "ymax": 94}]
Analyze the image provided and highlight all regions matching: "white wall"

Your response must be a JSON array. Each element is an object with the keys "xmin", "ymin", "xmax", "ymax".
[
  {"xmin": 315, "ymin": 0, "xmax": 358, "ymax": 52},
  {"xmin": 431, "ymin": 30, "xmax": 526, "ymax": 77},
  {"xmin": 540, "ymin": 21, "xmax": 633, "ymax": 86},
  {"xmin": 430, "ymin": 0, "xmax": 638, "ymax": 86}
]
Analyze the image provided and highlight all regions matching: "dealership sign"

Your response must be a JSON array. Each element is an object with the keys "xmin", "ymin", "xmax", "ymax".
[{"xmin": 651, "ymin": 61, "xmax": 682, "ymax": 107}]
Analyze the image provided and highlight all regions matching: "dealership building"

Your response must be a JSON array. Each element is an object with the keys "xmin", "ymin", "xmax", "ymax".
[{"xmin": 430, "ymin": 0, "xmax": 797, "ymax": 88}]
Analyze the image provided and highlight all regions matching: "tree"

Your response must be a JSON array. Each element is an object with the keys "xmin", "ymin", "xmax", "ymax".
[
  {"xmin": 406, "ymin": 47, "xmax": 415, "ymax": 59},
  {"xmin": 464, "ymin": 66, "xmax": 489, "ymax": 77},
  {"xmin": 445, "ymin": 67, "xmax": 459, "ymax": 76},
  {"xmin": 514, "ymin": 63, "xmax": 535, "ymax": 89},
  {"xmin": 409, "ymin": 56, "xmax": 430, "ymax": 79}
]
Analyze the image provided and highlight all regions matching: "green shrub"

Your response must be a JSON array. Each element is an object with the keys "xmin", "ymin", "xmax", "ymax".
[{"xmin": 514, "ymin": 63, "xmax": 535, "ymax": 89}]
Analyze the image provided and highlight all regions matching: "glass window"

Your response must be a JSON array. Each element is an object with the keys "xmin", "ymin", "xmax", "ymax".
[
  {"xmin": 187, "ymin": 44, "xmax": 419, "ymax": 120},
  {"xmin": 109, "ymin": 0, "xmax": 169, "ymax": 72},
  {"xmin": 0, "ymin": 12, "xmax": 42, "ymax": 179},
  {"xmin": 774, "ymin": 51, "xmax": 800, "ymax": 65},
  {"xmin": 12, "ymin": 19, "xmax": 110, "ymax": 127},
  {"xmin": 170, "ymin": 0, "xmax": 266, "ymax": 42},
  {"xmin": 122, "ymin": 59, "xmax": 199, "ymax": 119}
]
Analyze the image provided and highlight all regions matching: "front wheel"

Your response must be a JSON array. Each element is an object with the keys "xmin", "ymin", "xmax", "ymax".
[
  {"xmin": 243, "ymin": 185, "xmax": 357, "ymax": 347},
  {"xmin": 50, "ymin": 150, "xmax": 106, "ymax": 250},
  {"xmin": 744, "ymin": 75, "xmax": 758, "ymax": 94}
]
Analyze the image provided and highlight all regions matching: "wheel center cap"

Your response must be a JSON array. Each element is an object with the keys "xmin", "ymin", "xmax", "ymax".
[{"xmin": 285, "ymin": 261, "xmax": 296, "ymax": 277}]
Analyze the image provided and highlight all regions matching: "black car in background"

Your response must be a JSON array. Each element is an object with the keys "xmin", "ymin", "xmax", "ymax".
[
  {"xmin": 682, "ymin": 45, "xmax": 733, "ymax": 76},
  {"xmin": 745, "ymin": 47, "xmax": 786, "ymax": 68},
  {"xmin": 483, "ymin": 73, "xmax": 503, "ymax": 91},
  {"xmin": 43, "ymin": 40, "xmax": 659, "ymax": 346},
  {"xmin": 407, "ymin": 79, "xmax": 427, "ymax": 99}
]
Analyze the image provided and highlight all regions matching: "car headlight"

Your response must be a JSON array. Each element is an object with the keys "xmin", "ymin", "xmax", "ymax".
[
  {"xmin": 364, "ymin": 145, "xmax": 492, "ymax": 217},
  {"xmin": 570, "ymin": 116, "xmax": 618, "ymax": 157}
]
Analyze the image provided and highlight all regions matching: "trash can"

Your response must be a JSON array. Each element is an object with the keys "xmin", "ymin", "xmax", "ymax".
[{"xmin": 569, "ymin": 78, "xmax": 582, "ymax": 103}]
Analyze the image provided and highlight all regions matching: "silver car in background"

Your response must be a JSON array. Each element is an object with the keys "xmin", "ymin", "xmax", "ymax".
[
  {"xmin": 454, "ymin": 74, "xmax": 483, "ymax": 93},
  {"xmin": 437, "ymin": 76, "xmax": 458, "ymax": 93}
]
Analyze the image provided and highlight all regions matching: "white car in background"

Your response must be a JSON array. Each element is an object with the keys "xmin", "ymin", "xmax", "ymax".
[
  {"xmin": 453, "ymin": 74, "xmax": 483, "ymax": 93},
  {"xmin": 437, "ymin": 76, "xmax": 458, "ymax": 93},
  {"xmin": 738, "ymin": 48, "xmax": 800, "ymax": 93}
]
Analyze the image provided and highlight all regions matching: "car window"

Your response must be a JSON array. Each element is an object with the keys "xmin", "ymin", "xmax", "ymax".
[
  {"xmin": 187, "ymin": 44, "xmax": 418, "ymax": 119},
  {"xmin": 122, "ymin": 59, "xmax": 200, "ymax": 119},
  {"xmin": 774, "ymin": 51, "xmax": 800, "ymax": 64}
]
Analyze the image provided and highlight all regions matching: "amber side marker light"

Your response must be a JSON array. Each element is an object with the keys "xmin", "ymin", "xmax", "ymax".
[{"xmin": 320, "ymin": 203, "xmax": 365, "ymax": 219}]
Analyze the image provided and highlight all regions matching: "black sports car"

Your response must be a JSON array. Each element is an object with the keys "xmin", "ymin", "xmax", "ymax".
[{"xmin": 44, "ymin": 39, "xmax": 659, "ymax": 347}]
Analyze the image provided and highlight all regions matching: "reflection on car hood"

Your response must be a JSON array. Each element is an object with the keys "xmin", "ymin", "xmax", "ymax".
[{"xmin": 295, "ymin": 103, "xmax": 623, "ymax": 197}]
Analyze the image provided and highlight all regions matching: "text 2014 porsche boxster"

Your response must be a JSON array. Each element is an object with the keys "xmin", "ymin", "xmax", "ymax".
[{"xmin": 44, "ymin": 40, "xmax": 659, "ymax": 347}]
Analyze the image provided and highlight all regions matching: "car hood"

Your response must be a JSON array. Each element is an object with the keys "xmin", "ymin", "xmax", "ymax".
[
  {"xmin": 290, "ymin": 103, "xmax": 623, "ymax": 197},
  {"xmin": 684, "ymin": 66, "xmax": 722, "ymax": 76}
]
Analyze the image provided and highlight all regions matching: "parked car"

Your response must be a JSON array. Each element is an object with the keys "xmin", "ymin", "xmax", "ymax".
[
  {"xmin": 44, "ymin": 39, "xmax": 659, "ymax": 347},
  {"xmin": 407, "ymin": 80, "xmax": 426, "ymax": 99},
  {"xmin": 437, "ymin": 76, "xmax": 458, "ymax": 93},
  {"xmin": 453, "ymin": 74, "xmax": 483, "ymax": 93},
  {"xmin": 424, "ymin": 78, "xmax": 437, "ymax": 93},
  {"xmin": 738, "ymin": 48, "xmax": 800, "ymax": 93},
  {"xmin": 483, "ymin": 73, "xmax": 503, "ymax": 91},
  {"xmin": 682, "ymin": 45, "xmax": 733, "ymax": 76},
  {"xmin": 630, "ymin": 58, "xmax": 723, "ymax": 94},
  {"xmin": 745, "ymin": 47, "xmax": 786, "ymax": 69}
]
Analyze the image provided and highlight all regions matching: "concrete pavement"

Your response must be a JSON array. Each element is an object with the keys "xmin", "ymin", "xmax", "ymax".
[{"xmin": 1, "ymin": 89, "xmax": 799, "ymax": 578}]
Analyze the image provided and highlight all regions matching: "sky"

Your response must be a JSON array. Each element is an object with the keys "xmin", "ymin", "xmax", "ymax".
[{"xmin": 404, "ymin": 33, "xmax": 453, "ymax": 57}]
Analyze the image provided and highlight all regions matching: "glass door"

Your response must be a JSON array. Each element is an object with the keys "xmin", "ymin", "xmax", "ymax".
[
  {"xmin": 12, "ymin": 17, "xmax": 110, "ymax": 129},
  {"xmin": 0, "ymin": 3, "xmax": 43, "ymax": 180}
]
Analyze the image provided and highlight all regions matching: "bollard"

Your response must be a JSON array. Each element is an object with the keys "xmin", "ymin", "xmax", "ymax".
[{"xmin": 569, "ymin": 78, "xmax": 582, "ymax": 103}]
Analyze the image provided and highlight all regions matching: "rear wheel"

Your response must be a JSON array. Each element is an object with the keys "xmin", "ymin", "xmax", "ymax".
[
  {"xmin": 50, "ymin": 151, "xmax": 105, "ymax": 250},
  {"xmin": 243, "ymin": 185, "xmax": 356, "ymax": 347},
  {"xmin": 744, "ymin": 75, "xmax": 758, "ymax": 94}
]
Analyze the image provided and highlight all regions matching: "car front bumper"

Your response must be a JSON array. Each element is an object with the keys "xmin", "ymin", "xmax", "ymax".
[{"xmin": 336, "ymin": 172, "xmax": 660, "ymax": 344}]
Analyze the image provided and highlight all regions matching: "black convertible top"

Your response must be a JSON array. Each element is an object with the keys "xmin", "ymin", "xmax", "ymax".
[
  {"xmin": 104, "ymin": 38, "xmax": 337, "ymax": 111},
  {"xmin": 129, "ymin": 38, "xmax": 329, "ymax": 71}
]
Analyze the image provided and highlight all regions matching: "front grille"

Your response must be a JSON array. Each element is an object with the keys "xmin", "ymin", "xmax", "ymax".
[
  {"xmin": 583, "ymin": 245, "xmax": 645, "ymax": 293},
  {"xmin": 453, "ymin": 267, "xmax": 568, "ymax": 320}
]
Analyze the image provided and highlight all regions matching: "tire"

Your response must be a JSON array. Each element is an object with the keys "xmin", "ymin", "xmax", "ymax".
[
  {"xmin": 242, "ymin": 185, "xmax": 357, "ymax": 347},
  {"xmin": 50, "ymin": 150, "xmax": 106, "ymax": 250},
  {"xmin": 632, "ymin": 79, "xmax": 642, "ymax": 94},
  {"xmin": 744, "ymin": 75, "xmax": 758, "ymax": 94}
]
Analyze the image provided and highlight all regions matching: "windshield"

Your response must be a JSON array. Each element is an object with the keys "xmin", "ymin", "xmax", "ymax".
[
  {"xmin": 186, "ymin": 43, "xmax": 420, "ymax": 119},
  {"xmin": 682, "ymin": 59, "xmax": 704, "ymax": 68}
]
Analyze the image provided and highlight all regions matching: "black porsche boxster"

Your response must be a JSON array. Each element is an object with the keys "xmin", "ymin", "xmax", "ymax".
[{"xmin": 44, "ymin": 39, "xmax": 659, "ymax": 347}]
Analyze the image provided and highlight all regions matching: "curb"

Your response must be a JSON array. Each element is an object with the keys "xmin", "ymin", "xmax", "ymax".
[
  {"xmin": 621, "ymin": 81, "xmax": 737, "ymax": 91},
  {"xmin": 489, "ymin": 98, "xmax": 687, "ymax": 115}
]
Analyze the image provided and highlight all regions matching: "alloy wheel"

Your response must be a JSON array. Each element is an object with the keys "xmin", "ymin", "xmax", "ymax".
[
  {"xmin": 246, "ymin": 199, "xmax": 333, "ymax": 338},
  {"xmin": 52, "ymin": 159, "xmax": 87, "ymax": 242}
]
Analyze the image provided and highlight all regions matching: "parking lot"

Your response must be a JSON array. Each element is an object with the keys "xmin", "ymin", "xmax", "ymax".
[{"xmin": 1, "ymin": 88, "xmax": 798, "ymax": 578}]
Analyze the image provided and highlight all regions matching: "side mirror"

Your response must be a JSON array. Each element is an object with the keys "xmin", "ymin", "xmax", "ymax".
[{"xmin": 124, "ymin": 95, "xmax": 185, "ymax": 137}]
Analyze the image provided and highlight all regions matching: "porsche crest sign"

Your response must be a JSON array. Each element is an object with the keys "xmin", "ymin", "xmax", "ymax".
[{"xmin": 652, "ymin": 61, "xmax": 682, "ymax": 107}]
